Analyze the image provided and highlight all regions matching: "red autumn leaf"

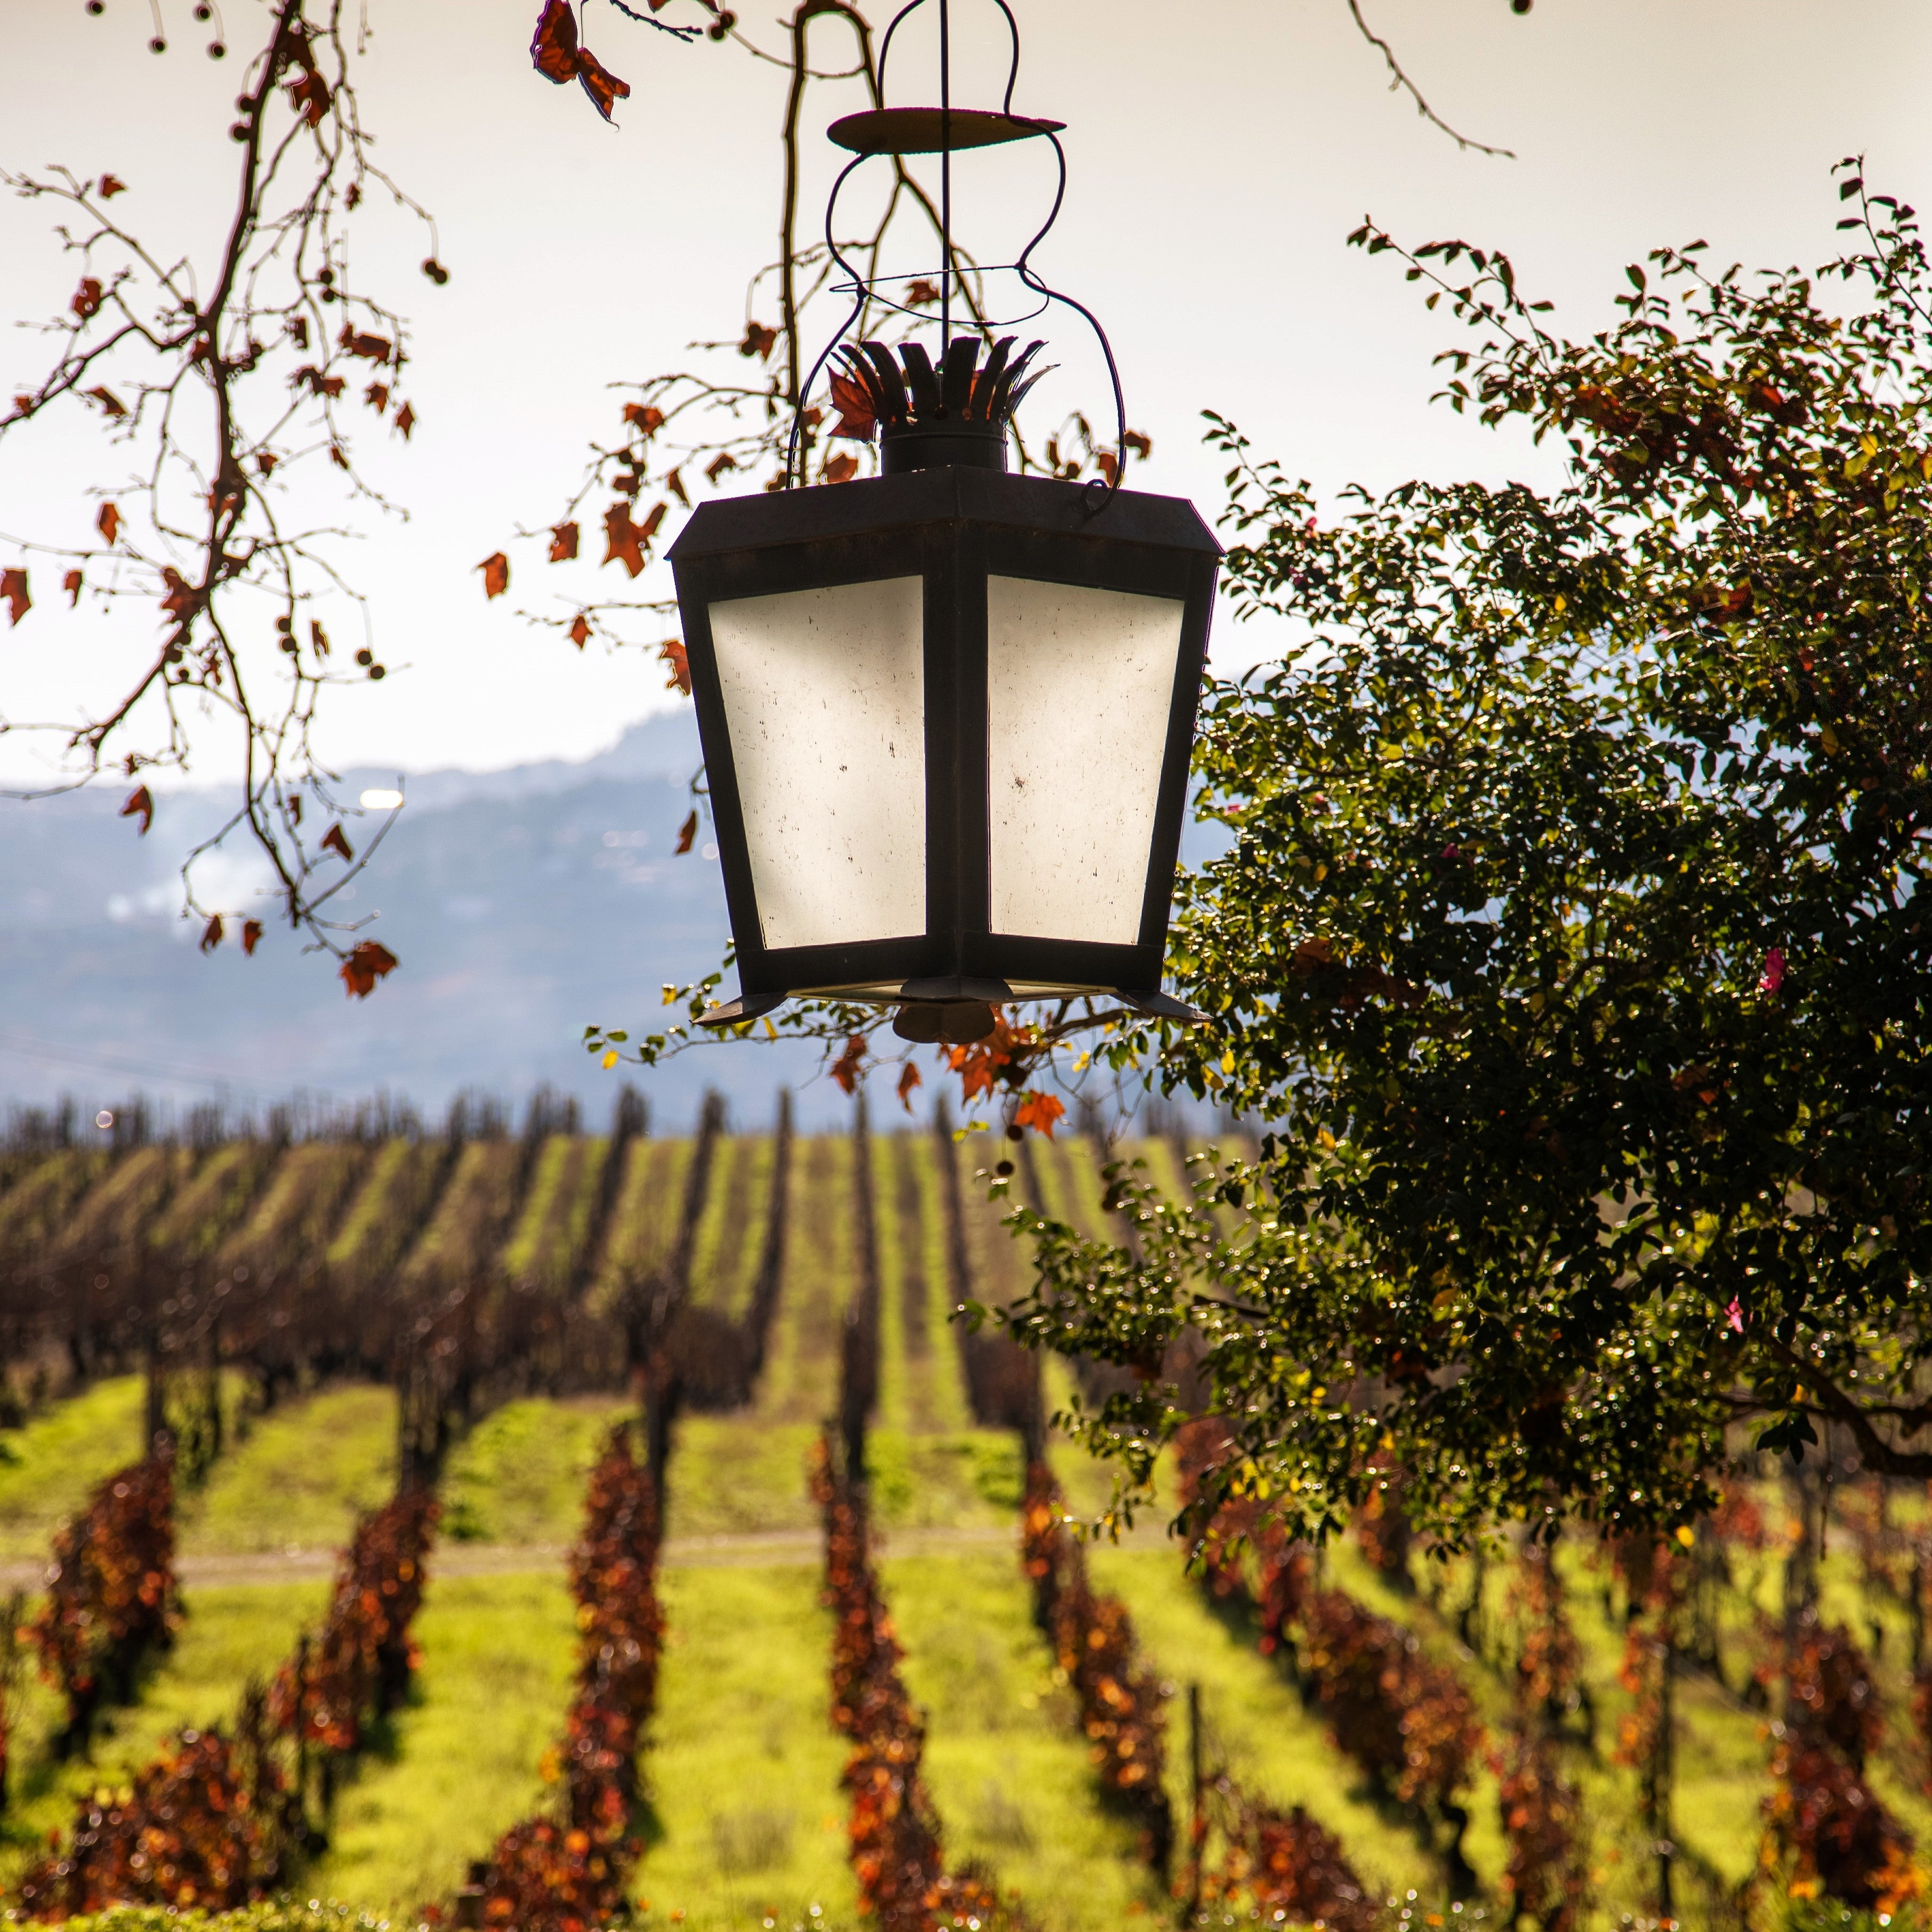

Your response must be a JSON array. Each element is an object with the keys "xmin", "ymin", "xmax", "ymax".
[
  {"xmin": 120, "ymin": 785, "xmax": 154, "ymax": 835},
  {"xmin": 1, "ymin": 569, "xmax": 28, "ymax": 627},
  {"xmin": 830, "ymin": 1034, "xmax": 868, "ymax": 1096},
  {"xmin": 199, "ymin": 914, "xmax": 224, "ymax": 954},
  {"xmin": 88, "ymin": 386, "xmax": 127, "ymax": 419},
  {"xmin": 568, "ymin": 613, "xmax": 591, "ymax": 648},
  {"xmin": 256, "ymin": 450, "xmax": 279, "ymax": 476},
  {"xmin": 1124, "ymin": 429, "xmax": 1153, "ymax": 460},
  {"xmin": 9, "ymin": 395, "xmax": 33, "ymax": 420},
  {"xmin": 98, "ymin": 173, "xmax": 127, "ymax": 198},
  {"xmin": 241, "ymin": 919, "xmax": 263, "ymax": 955},
  {"xmin": 393, "ymin": 402, "xmax": 416, "ymax": 439},
  {"xmin": 897, "ymin": 1061, "xmax": 923, "ymax": 1113},
  {"xmin": 97, "ymin": 502, "xmax": 120, "ymax": 545},
  {"xmin": 340, "ymin": 326, "xmax": 392, "ymax": 364},
  {"xmin": 364, "ymin": 381, "xmax": 390, "ymax": 413},
  {"xmin": 602, "ymin": 502, "xmax": 661, "ymax": 578},
  {"xmin": 1095, "ymin": 450, "xmax": 1120, "ymax": 487},
  {"xmin": 904, "ymin": 278, "xmax": 942, "ymax": 309},
  {"xmin": 622, "ymin": 402, "xmax": 665, "ymax": 436},
  {"xmin": 828, "ymin": 369, "xmax": 876, "ymax": 441},
  {"xmin": 530, "ymin": 0, "xmax": 631, "ymax": 122},
  {"xmin": 1013, "ymin": 1090, "xmax": 1066, "ymax": 1139},
  {"xmin": 549, "ymin": 521, "xmax": 580, "ymax": 564},
  {"xmin": 674, "ymin": 809, "xmax": 698, "ymax": 856},
  {"xmin": 658, "ymin": 638, "xmax": 690, "ymax": 695},
  {"xmin": 288, "ymin": 317, "xmax": 309, "ymax": 350},
  {"xmin": 340, "ymin": 940, "xmax": 398, "ymax": 999},
  {"xmin": 477, "ymin": 552, "xmax": 510, "ymax": 599},
  {"xmin": 823, "ymin": 453, "xmax": 860, "ymax": 486},
  {"xmin": 704, "ymin": 453, "xmax": 737, "ymax": 483},
  {"xmin": 310, "ymin": 620, "xmax": 331, "ymax": 656},
  {"xmin": 63, "ymin": 569, "xmax": 83, "ymax": 607},
  {"xmin": 739, "ymin": 321, "xmax": 778, "ymax": 361},
  {"xmin": 665, "ymin": 467, "xmax": 689, "ymax": 507},
  {"xmin": 160, "ymin": 567, "xmax": 198, "ymax": 624},
  {"xmin": 329, "ymin": 442, "xmax": 350, "ymax": 471},
  {"xmin": 287, "ymin": 65, "xmax": 331, "ymax": 127},
  {"xmin": 71, "ymin": 278, "xmax": 104, "ymax": 321},
  {"xmin": 321, "ymin": 823, "xmax": 353, "ymax": 862}
]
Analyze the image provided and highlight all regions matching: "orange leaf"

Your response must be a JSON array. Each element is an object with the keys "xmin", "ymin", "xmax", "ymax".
[
  {"xmin": 364, "ymin": 381, "xmax": 390, "ymax": 413},
  {"xmin": 477, "ymin": 552, "xmax": 510, "ymax": 599},
  {"xmin": 241, "ymin": 919, "xmax": 263, "ymax": 955},
  {"xmin": 393, "ymin": 402, "xmax": 416, "ymax": 439},
  {"xmin": 828, "ymin": 369, "xmax": 876, "ymax": 441},
  {"xmin": 71, "ymin": 278, "xmax": 104, "ymax": 321},
  {"xmin": 530, "ymin": 0, "xmax": 631, "ymax": 120},
  {"xmin": 602, "ymin": 502, "xmax": 655, "ymax": 578},
  {"xmin": 622, "ymin": 402, "xmax": 665, "ymax": 436},
  {"xmin": 0, "ymin": 569, "xmax": 28, "ymax": 626},
  {"xmin": 674, "ymin": 809, "xmax": 698, "ymax": 856},
  {"xmin": 340, "ymin": 940, "xmax": 398, "ymax": 999},
  {"xmin": 568, "ymin": 613, "xmax": 591, "ymax": 648},
  {"xmin": 1014, "ymin": 1090, "xmax": 1066, "ymax": 1139},
  {"xmin": 1095, "ymin": 450, "xmax": 1120, "ymax": 488},
  {"xmin": 1124, "ymin": 430, "xmax": 1153, "ymax": 460},
  {"xmin": 740, "ymin": 321, "xmax": 778, "ymax": 361},
  {"xmin": 823, "ymin": 453, "xmax": 859, "ymax": 486},
  {"xmin": 63, "ymin": 568, "xmax": 82, "ymax": 607},
  {"xmin": 98, "ymin": 173, "xmax": 127, "ymax": 198},
  {"xmin": 549, "ymin": 521, "xmax": 580, "ymax": 564},
  {"xmin": 160, "ymin": 567, "xmax": 199, "ymax": 622},
  {"xmin": 198, "ymin": 914, "xmax": 224, "ymax": 954},
  {"xmin": 665, "ymin": 467, "xmax": 689, "ymax": 507},
  {"xmin": 98, "ymin": 502, "xmax": 120, "ymax": 545},
  {"xmin": 658, "ymin": 638, "xmax": 690, "ymax": 695},
  {"xmin": 831, "ymin": 1034, "xmax": 868, "ymax": 1095},
  {"xmin": 287, "ymin": 63, "xmax": 331, "ymax": 127},
  {"xmin": 896, "ymin": 1061, "xmax": 923, "ymax": 1113},
  {"xmin": 704, "ymin": 453, "xmax": 737, "ymax": 483},
  {"xmin": 329, "ymin": 442, "xmax": 350, "ymax": 470},
  {"xmin": 310, "ymin": 620, "xmax": 331, "ymax": 656},
  {"xmin": 321, "ymin": 823, "xmax": 353, "ymax": 862},
  {"xmin": 120, "ymin": 785, "xmax": 154, "ymax": 835},
  {"xmin": 904, "ymin": 278, "xmax": 943, "ymax": 309},
  {"xmin": 339, "ymin": 326, "xmax": 392, "ymax": 364},
  {"xmin": 87, "ymin": 386, "xmax": 127, "ymax": 419}
]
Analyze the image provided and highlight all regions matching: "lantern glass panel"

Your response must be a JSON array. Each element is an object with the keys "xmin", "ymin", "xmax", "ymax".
[
  {"xmin": 985, "ymin": 575, "xmax": 1186, "ymax": 945},
  {"xmin": 709, "ymin": 576, "xmax": 927, "ymax": 951}
]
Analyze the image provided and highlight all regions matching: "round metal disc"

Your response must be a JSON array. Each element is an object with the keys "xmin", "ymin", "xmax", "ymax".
[{"xmin": 828, "ymin": 107, "xmax": 1066, "ymax": 156}]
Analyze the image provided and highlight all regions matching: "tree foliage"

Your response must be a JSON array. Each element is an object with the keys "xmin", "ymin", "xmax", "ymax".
[{"xmin": 1005, "ymin": 167, "xmax": 1932, "ymax": 1545}]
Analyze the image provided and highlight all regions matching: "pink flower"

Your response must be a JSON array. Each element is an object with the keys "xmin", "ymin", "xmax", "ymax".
[
  {"xmin": 1759, "ymin": 947, "xmax": 1786, "ymax": 995},
  {"xmin": 1726, "ymin": 1297, "xmax": 1745, "ymax": 1334}
]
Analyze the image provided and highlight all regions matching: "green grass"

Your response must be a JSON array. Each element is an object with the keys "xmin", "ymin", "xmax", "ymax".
[
  {"xmin": 688, "ymin": 1138, "xmax": 777, "ymax": 1322},
  {"xmin": 884, "ymin": 1550, "xmax": 1165, "ymax": 1930},
  {"xmin": 753, "ymin": 1138, "xmax": 857, "ymax": 1428},
  {"xmin": 0, "ymin": 1377, "xmax": 148, "ymax": 1557},
  {"xmin": 634, "ymin": 1561, "xmax": 855, "ymax": 1931},
  {"xmin": 180, "ymin": 1385, "xmax": 399, "ymax": 1557},
  {"xmin": 439, "ymin": 1395, "xmax": 630, "ymax": 1544},
  {"xmin": 305, "ymin": 1572, "xmax": 578, "ymax": 1913}
]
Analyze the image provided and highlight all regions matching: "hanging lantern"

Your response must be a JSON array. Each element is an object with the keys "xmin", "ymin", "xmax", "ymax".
[{"xmin": 670, "ymin": 0, "xmax": 1218, "ymax": 1045}]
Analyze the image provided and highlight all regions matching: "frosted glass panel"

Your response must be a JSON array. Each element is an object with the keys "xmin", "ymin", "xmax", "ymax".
[
  {"xmin": 987, "ymin": 576, "xmax": 1184, "ymax": 945},
  {"xmin": 710, "ymin": 577, "xmax": 926, "ymax": 951}
]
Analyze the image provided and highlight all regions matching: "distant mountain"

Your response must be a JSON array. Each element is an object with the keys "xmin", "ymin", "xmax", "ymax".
[{"xmin": 0, "ymin": 707, "xmax": 1226, "ymax": 1132}]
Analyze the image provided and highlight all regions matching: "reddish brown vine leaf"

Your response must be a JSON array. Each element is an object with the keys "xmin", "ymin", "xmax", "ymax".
[
  {"xmin": 829, "ymin": 369, "xmax": 876, "ymax": 441},
  {"xmin": 740, "ymin": 321, "xmax": 778, "ymax": 361},
  {"xmin": 340, "ymin": 940, "xmax": 398, "ymax": 999},
  {"xmin": 87, "ymin": 386, "xmax": 127, "ymax": 420},
  {"xmin": 658, "ymin": 638, "xmax": 690, "ymax": 695},
  {"xmin": 704, "ymin": 453, "xmax": 737, "ymax": 483},
  {"xmin": 71, "ymin": 278, "xmax": 104, "ymax": 320},
  {"xmin": 364, "ymin": 382, "xmax": 390, "ymax": 413},
  {"xmin": 477, "ymin": 552, "xmax": 510, "ymax": 599},
  {"xmin": 320, "ymin": 824, "xmax": 353, "ymax": 862},
  {"xmin": 568, "ymin": 613, "xmax": 592, "ymax": 648},
  {"xmin": 241, "ymin": 919, "xmax": 263, "ymax": 956},
  {"xmin": 97, "ymin": 502, "xmax": 120, "ymax": 545},
  {"xmin": 394, "ymin": 402, "xmax": 416, "ymax": 439},
  {"xmin": 831, "ymin": 1034, "xmax": 867, "ymax": 1095},
  {"xmin": 1, "ymin": 569, "xmax": 28, "ymax": 626},
  {"xmin": 63, "ymin": 569, "xmax": 82, "ymax": 607},
  {"xmin": 824, "ymin": 453, "xmax": 859, "ymax": 485},
  {"xmin": 199, "ymin": 914, "xmax": 224, "ymax": 954},
  {"xmin": 530, "ymin": 0, "xmax": 633, "ymax": 123},
  {"xmin": 310, "ymin": 621, "xmax": 331, "ymax": 656},
  {"xmin": 603, "ymin": 501, "xmax": 665, "ymax": 578},
  {"xmin": 623, "ymin": 402, "xmax": 665, "ymax": 435},
  {"xmin": 549, "ymin": 521, "xmax": 580, "ymax": 563},
  {"xmin": 665, "ymin": 468, "xmax": 689, "ymax": 507},
  {"xmin": 897, "ymin": 1061, "xmax": 923, "ymax": 1112},
  {"xmin": 97, "ymin": 173, "xmax": 127, "ymax": 198},
  {"xmin": 339, "ymin": 326, "xmax": 392, "ymax": 364},
  {"xmin": 1124, "ymin": 429, "xmax": 1153, "ymax": 460},
  {"xmin": 120, "ymin": 786, "xmax": 154, "ymax": 835},
  {"xmin": 904, "ymin": 278, "xmax": 941, "ymax": 309},
  {"xmin": 1014, "ymin": 1090, "xmax": 1066, "ymax": 1139},
  {"xmin": 159, "ymin": 568, "xmax": 198, "ymax": 621},
  {"xmin": 674, "ymin": 809, "xmax": 698, "ymax": 855}
]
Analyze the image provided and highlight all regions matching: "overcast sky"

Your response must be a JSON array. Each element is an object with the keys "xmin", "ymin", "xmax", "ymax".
[{"xmin": 2, "ymin": 0, "xmax": 1928, "ymax": 789}]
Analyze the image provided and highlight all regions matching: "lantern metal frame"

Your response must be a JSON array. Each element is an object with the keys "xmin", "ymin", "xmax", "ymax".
[{"xmin": 669, "ymin": 464, "xmax": 1218, "ymax": 1026}]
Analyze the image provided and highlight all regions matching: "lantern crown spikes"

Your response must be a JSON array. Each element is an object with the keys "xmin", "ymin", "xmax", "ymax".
[{"xmin": 670, "ymin": 0, "xmax": 1217, "ymax": 1046}]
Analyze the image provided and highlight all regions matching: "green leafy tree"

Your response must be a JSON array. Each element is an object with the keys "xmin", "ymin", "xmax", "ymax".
[{"xmin": 1003, "ymin": 165, "xmax": 1932, "ymax": 1547}]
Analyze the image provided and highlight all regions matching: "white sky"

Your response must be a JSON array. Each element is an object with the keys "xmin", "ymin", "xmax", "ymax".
[{"xmin": 2, "ymin": 0, "xmax": 1928, "ymax": 787}]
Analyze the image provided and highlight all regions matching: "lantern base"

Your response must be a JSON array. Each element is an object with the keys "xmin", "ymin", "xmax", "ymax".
[{"xmin": 881, "ymin": 423, "xmax": 1008, "ymax": 474}]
